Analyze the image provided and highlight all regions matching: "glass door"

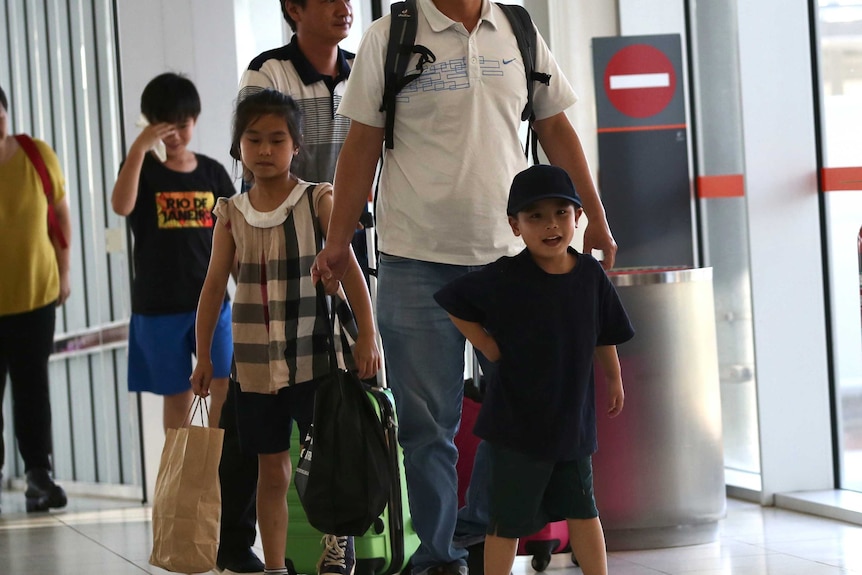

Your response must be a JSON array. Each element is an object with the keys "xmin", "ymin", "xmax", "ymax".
[{"xmin": 816, "ymin": 0, "xmax": 862, "ymax": 491}]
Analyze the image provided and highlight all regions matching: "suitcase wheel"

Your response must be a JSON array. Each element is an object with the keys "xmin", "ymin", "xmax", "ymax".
[
  {"xmin": 524, "ymin": 540, "xmax": 557, "ymax": 572},
  {"xmin": 531, "ymin": 553, "xmax": 551, "ymax": 572}
]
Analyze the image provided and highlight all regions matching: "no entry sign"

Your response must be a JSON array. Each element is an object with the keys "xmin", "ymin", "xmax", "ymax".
[
  {"xmin": 593, "ymin": 34, "xmax": 685, "ymax": 130},
  {"xmin": 591, "ymin": 34, "xmax": 693, "ymax": 269},
  {"xmin": 604, "ymin": 44, "xmax": 676, "ymax": 119}
]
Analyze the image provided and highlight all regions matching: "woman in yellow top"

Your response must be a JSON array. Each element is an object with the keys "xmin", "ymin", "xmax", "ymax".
[{"xmin": 0, "ymin": 85, "xmax": 72, "ymax": 513}]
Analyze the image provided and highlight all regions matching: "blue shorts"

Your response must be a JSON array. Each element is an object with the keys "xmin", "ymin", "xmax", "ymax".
[{"xmin": 128, "ymin": 300, "xmax": 233, "ymax": 395}]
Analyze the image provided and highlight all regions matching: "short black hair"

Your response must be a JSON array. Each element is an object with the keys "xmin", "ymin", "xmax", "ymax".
[
  {"xmin": 281, "ymin": 0, "xmax": 304, "ymax": 32},
  {"xmin": 0, "ymin": 86, "xmax": 7, "ymax": 111},
  {"xmin": 140, "ymin": 73, "xmax": 201, "ymax": 124}
]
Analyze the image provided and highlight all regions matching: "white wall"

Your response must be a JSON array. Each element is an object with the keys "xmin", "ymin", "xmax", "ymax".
[
  {"xmin": 116, "ymin": 0, "xmax": 240, "ymax": 180},
  {"xmin": 547, "ymin": 1, "xmax": 617, "ymax": 178},
  {"xmin": 234, "ymin": 0, "xmax": 288, "ymax": 82}
]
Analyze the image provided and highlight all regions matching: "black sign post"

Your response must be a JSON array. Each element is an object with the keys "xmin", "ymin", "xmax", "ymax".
[{"xmin": 592, "ymin": 34, "xmax": 694, "ymax": 269}]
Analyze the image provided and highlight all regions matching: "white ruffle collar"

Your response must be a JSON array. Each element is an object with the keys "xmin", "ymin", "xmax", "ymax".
[{"xmin": 233, "ymin": 182, "xmax": 312, "ymax": 229}]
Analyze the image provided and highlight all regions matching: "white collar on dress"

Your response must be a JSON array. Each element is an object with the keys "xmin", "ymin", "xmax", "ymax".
[{"xmin": 233, "ymin": 181, "xmax": 313, "ymax": 229}]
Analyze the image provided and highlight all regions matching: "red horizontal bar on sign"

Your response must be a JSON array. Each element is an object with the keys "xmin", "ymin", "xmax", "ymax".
[
  {"xmin": 596, "ymin": 123, "xmax": 687, "ymax": 133},
  {"xmin": 697, "ymin": 174, "xmax": 745, "ymax": 199},
  {"xmin": 821, "ymin": 167, "xmax": 862, "ymax": 191}
]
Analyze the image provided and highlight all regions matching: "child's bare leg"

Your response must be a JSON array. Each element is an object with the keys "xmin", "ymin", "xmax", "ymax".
[
  {"xmin": 162, "ymin": 388, "xmax": 194, "ymax": 431},
  {"xmin": 257, "ymin": 451, "xmax": 291, "ymax": 569},
  {"xmin": 568, "ymin": 517, "xmax": 608, "ymax": 575},
  {"xmin": 207, "ymin": 377, "xmax": 229, "ymax": 428},
  {"xmin": 484, "ymin": 533, "xmax": 518, "ymax": 575}
]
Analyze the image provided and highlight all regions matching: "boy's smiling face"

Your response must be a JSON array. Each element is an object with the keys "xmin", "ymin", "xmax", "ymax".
[{"xmin": 509, "ymin": 197, "xmax": 582, "ymax": 266}]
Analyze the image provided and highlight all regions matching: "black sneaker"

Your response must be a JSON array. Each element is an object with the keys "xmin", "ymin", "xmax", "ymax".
[
  {"xmin": 216, "ymin": 547, "xmax": 265, "ymax": 574},
  {"xmin": 25, "ymin": 468, "xmax": 67, "ymax": 512},
  {"xmin": 317, "ymin": 535, "xmax": 355, "ymax": 575}
]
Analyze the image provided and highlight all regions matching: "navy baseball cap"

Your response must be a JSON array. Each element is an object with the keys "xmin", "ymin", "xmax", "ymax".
[{"xmin": 507, "ymin": 165, "xmax": 583, "ymax": 216}]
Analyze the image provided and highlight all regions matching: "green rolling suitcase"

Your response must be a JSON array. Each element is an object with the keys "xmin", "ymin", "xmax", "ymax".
[{"xmin": 285, "ymin": 387, "xmax": 419, "ymax": 575}]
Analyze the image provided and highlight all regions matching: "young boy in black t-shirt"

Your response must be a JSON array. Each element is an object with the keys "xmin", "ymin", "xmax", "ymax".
[
  {"xmin": 434, "ymin": 165, "xmax": 634, "ymax": 575},
  {"xmin": 111, "ymin": 73, "xmax": 235, "ymax": 432}
]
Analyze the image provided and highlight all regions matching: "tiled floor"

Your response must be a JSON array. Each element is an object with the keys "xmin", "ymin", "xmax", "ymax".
[{"xmin": 2, "ymin": 492, "xmax": 862, "ymax": 574}]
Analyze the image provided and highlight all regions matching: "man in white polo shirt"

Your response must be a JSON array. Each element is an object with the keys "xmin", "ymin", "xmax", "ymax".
[{"xmin": 313, "ymin": 2, "xmax": 618, "ymax": 575}]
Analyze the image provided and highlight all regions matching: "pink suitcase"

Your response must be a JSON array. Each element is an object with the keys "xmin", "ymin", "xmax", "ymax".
[{"xmin": 455, "ymin": 395, "xmax": 482, "ymax": 509}]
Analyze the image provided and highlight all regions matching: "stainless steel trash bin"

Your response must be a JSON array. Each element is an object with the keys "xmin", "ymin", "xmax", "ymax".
[{"xmin": 592, "ymin": 267, "xmax": 726, "ymax": 550}]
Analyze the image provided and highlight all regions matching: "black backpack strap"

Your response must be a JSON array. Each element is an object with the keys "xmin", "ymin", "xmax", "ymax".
[
  {"xmin": 496, "ymin": 3, "xmax": 551, "ymax": 164},
  {"xmin": 496, "ymin": 3, "xmax": 551, "ymax": 122},
  {"xmin": 381, "ymin": 0, "xmax": 436, "ymax": 150}
]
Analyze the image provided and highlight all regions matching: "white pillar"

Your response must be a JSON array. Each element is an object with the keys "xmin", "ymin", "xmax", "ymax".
[
  {"xmin": 115, "ymin": 0, "xmax": 240, "ymax": 183},
  {"xmin": 545, "ymin": 0, "xmax": 618, "ymax": 176},
  {"xmin": 736, "ymin": 0, "xmax": 833, "ymax": 501}
]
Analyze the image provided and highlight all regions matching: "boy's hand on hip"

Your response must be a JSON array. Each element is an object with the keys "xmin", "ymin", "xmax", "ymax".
[{"xmin": 479, "ymin": 339, "xmax": 501, "ymax": 363}]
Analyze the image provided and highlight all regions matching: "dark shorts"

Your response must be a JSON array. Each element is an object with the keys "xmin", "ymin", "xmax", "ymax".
[
  {"xmin": 234, "ymin": 378, "xmax": 320, "ymax": 455},
  {"xmin": 487, "ymin": 442, "xmax": 598, "ymax": 539},
  {"xmin": 128, "ymin": 300, "xmax": 233, "ymax": 395}
]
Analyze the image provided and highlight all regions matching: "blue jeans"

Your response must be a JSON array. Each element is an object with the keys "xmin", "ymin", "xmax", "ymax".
[{"xmin": 377, "ymin": 255, "xmax": 491, "ymax": 572}]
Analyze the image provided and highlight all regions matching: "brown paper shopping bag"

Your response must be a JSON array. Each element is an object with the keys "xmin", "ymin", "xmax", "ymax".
[{"xmin": 149, "ymin": 397, "xmax": 224, "ymax": 573}]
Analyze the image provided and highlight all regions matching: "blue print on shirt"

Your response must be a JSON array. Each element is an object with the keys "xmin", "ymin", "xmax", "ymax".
[{"xmin": 397, "ymin": 57, "xmax": 509, "ymax": 101}]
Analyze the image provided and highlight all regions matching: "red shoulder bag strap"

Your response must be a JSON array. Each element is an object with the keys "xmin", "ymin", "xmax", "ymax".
[{"xmin": 14, "ymin": 134, "xmax": 68, "ymax": 249}]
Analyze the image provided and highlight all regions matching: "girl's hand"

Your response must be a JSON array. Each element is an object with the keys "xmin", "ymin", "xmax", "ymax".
[
  {"xmin": 190, "ymin": 360, "xmax": 214, "ymax": 398},
  {"xmin": 131, "ymin": 122, "xmax": 175, "ymax": 156},
  {"xmin": 353, "ymin": 333, "xmax": 381, "ymax": 380}
]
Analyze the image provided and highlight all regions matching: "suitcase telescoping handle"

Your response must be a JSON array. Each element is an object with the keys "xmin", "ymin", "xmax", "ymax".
[{"xmin": 366, "ymin": 226, "xmax": 388, "ymax": 390}]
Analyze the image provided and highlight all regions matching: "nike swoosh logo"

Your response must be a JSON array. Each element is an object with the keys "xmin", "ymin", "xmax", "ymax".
[{"xmin": 503, "ymin": 58, "xmax": 516, "ymax": 65}]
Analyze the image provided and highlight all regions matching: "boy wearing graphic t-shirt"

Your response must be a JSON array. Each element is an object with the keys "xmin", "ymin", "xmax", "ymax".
[{"xmin": 111, "ymin": 72, "xmax": 235, "ymax": 432}]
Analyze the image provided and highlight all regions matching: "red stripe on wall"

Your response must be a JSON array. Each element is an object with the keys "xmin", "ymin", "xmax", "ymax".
[
  {"xmin": 821, "ymin": 167, "xmax": 862, "ymax": 191},
  {"xmin": 697, "ymin": 174, "xmax": 745, "ymax": 199},
  {"xmin": 596, "ymin": 123, "xmax": 687, "ymax": 133}
]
